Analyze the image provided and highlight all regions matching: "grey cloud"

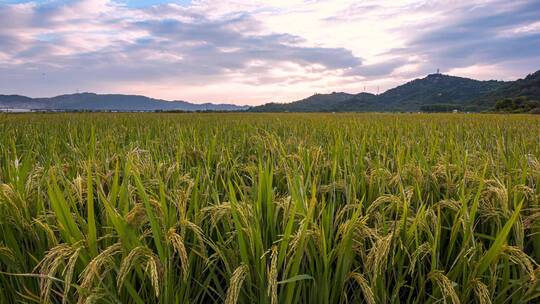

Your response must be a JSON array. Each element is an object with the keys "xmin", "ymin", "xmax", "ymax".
[
  {"xmin": 2, "ymin": 0, "xmax": 538, "ymax": 98},
  {"xmin": 344, "ymin": 58, "xmax": 409, "ymax": 77},
  {"xmin": 0, "ymin": 1, "xmax": 365, "ymax": 95},
  {"xmin": 136, "ymin": 16, "xmax": 361, "ymax": 69},
  {"xmin": 327, "ymin": 0, "xmax": 540, "ymax": 80},
  {"xmin": 399, "ymin": 1, "xmax": 540, "ymax": 73}
]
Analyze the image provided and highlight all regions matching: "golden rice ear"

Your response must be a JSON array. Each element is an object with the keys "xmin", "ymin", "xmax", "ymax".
[
  {"xmin": 409, "ymin": 242, "xmax": 432, "ymax": 274},
  {"xmin": 366, "ymin": 232, "xmax": 394, "ymax": 280},
  {"xmin": 62, "ymin": 245, "xmax": 83, "ymax": 304},
  {"xmin": 181, "ymin": 219, "xmax": 208, "ymax": 249},
  {"xmin": 225, "ymin": 264, "xmax": 249, "ymax": 304},
  {"xmin": 267, "ymin": 246, "xmax": 278, "ymax": 304},
  {"xmin": 80, "ymin": 289, "xmax": 108, "ymax": 304},
  {"xmin": 481, "ymin": 179, "xmax": 509, "ymax": 214},
  {"xmin": 0, "ymin": 246, "xmax": 15, "ymax": 265},
  {"xmin": 72, "ymin": 174, "xmax": 84, "ymax": 204},
  {"xmin": 366, "ymin": 194, "xmax": 401, "ymax": 215},
  {"xmin": 0, "ymin": 184, "xmax": 25, "ymax": 225},
  {"xmin": 337, "ymin": 215, "xmax": 376, "ymax": 249},
  {"xmin": 201, "ymin": 202, "xmax": 232, "ymax": 227},
  {"xmin": 116, "ymin": 247, "xmax": 142, "ymax": 289},
  {"xmin": 167, "ymin": 228, "xmax": 189, "ymax": 281},
  {"xmin": 288, "ymin": 226, "xmax": 317, "ymax": 256},
  {"xmin": 125, "ymin": 203, "xmax": 148, "ymax": 227},
  {"xmin": 526, "ymin": 154, "xmax": 540, "ymax": 172},
  {"xmin": 436, "ymin": 199, "xmax": 461, "ymax": 212},
  {"xmin": 35, "ymin": 242, "xmax": 84, "ymax": 303},
  {"xmin": 513, "ymin": 184, "xmax": 535, "ymax": 200},
  {"xmin": 471, "ymin": 278, "xmax": 491, "ymax": 304},
  {"xmin": 33, "ymin": 217, "xmax": 59, "ymax": 246},
  {"xmin": 117, "ymin": 246, "xmax": 162, "ymax": 297},
  {"xmin": 502, "ymin": 245, "xmax": 538, "ymax": 282},
  {"xmin": 78, "ymin": 243, "xmax": 122, "ymax": 303},
  {"xmin": 348, "ymin": 272, "xmax": 376, "ymax": 304},
  {"xmin": 428, "ymin": 270, "xmax": 460, "ymax": 304},
  {"xmin": 146, "ymin": 255, "xmax": 162, "ymax": 298}
]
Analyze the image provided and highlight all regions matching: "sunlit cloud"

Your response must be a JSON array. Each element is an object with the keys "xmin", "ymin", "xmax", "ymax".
[{"xmin": 0, "ymin": 0, "xmax": 539, "ymax": 105}]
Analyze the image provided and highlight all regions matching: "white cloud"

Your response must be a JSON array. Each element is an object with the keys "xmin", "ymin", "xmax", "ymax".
[{"xmin": 0, "ymin": 0, "xmax": 539, "ymax": 104}]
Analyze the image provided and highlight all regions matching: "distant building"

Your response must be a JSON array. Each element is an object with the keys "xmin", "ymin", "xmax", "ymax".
[{"xmin": 452, "ymin": 109, "xmax": 459, "ymax": 113}]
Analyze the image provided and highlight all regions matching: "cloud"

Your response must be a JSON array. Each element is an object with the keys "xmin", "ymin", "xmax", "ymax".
[
  {"xmin": 0, "ymin": 0, "xmax": 539, "ymax": 104},
  {"xmin": 0, "ymin": 0, "xmax": 368, "ymax": 103},
  {"xmin": 344, "ymin": 58, "xmax": 409, "ymax": 77},
  {"xmin": 395, "ymin": 0, "xmax": 540, "ymax": 74}
]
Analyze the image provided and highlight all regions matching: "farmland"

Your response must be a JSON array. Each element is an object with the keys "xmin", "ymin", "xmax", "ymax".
[{"xmin": 0, "ymin": 113, "xmax": 539, "ymax": 303}]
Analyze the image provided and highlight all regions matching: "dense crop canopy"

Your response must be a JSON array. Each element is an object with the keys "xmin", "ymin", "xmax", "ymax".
[{"xmin": 0, "ymin": 113, "xmax": 539, "ymax": 303}]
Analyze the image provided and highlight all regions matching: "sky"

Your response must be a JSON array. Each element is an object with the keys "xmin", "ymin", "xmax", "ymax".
[{"xmin": 0, "ymin": 0, "xmax": 539, "ymax": 105}]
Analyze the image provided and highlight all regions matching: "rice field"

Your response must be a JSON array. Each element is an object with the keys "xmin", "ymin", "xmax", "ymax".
[{"xmin": 0, "ymin": 113, "xmax": 539, "ymax": 303}]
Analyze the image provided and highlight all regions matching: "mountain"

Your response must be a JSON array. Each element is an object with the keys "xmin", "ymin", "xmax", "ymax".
[
  {"xmin": 250, "ymin": 92, "xmax": 358, "ymax": 112},
  {"xmin": 0, "ymin": 95, "xmax": 45, "ymax": 109},
  {"xmin": 0, "ymin": 93, "xmax": 249, "ymax": 111},
  {"xmin": 3, "ymin": 70, "xmax": 539, "ymax": 113},
  {"xmin": 250, "ymin": 73, "xmax": 511, "ymax": 112},
  {"xmin": 474, "ymin": 70, "xmax": 540, "ymax": 108},
  {"xmin": 374, "ymin": 74, "xmax": 507, "ymax": 112},
  {"xmin": 250, "ymin": 92, "xmax": 381, "ymax": 112},
  {"xmin": 329, "ymin": 93, "xmax": 379, "ymax": 111}
]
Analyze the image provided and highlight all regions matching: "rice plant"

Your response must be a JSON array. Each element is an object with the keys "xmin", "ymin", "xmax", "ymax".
[{"xmin": 0, "ymin": 113, "xmax": 539, "ymax": 303}]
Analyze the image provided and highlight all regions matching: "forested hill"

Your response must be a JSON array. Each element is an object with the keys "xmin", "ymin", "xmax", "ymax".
[
  {"xmin": 474, "ymin": 70, "xmax": 540, "ymax": 108},
  {"xmin": 250, "ymin": 73, "xmax": 514, "ymax": 112}
]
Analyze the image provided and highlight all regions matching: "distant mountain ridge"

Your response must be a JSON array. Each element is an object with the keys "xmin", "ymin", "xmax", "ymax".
[
  {"xmin": 250, "ymin": 92, "xmax": 361, "ymax": 112},
  {"xmin": 251, "ymin": 73, "xmax": 516, "ymax": 112},
  {"xmin": 474, "ymin": 70, "xmax": 540, "ymax": 108},
  {"xmin": 373, "ymin": 73, "xmax": 507, "ymax": 112},
  {"xmin": 2, "ymin": 70, "xmax": 539, "ymax": 112},
  {"xmin": 0, "ymin": 93, "xmax": 249, "ymax": 111}
]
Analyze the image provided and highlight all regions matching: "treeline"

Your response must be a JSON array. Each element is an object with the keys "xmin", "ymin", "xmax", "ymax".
[
  {"xmin": 494, "ymin": 96, "xmax": 540, "ymax": 113},
  {"xmin": 419, "ymin": 104, "xmax": 483, "ymax": 112}
]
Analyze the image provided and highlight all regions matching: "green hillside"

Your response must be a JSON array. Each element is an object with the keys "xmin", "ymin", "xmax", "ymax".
[{"xmin": 250, "ymin": 73, "xmax": 513, "ymax": 112}]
